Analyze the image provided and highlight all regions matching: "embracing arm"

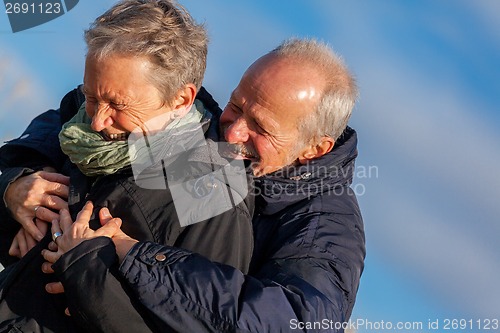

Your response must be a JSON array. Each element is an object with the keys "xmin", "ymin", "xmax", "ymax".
[
  {"xmin": 0, "ymin": 108, "xmax": 70, "ymax": 264},
  {"xmin": 118, "ymin": 212, "xmax": 365, "ymax": 332},
  {"xmin": 0, "ymin": 86, "xmax": 84, "ymax": 263},
  {"xmin": 53, "ymin": 211, "xmax": 365, "ymax": 333},
  {"xmin": 0, "ymin": 108, "xmax": 65, "ymax": 224}
]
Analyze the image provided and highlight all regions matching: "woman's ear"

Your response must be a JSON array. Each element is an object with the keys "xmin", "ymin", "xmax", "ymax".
[
  {"xmin": 297, "ymin": 136, "xmax": 335, "ymax": 164},
  {"xmin": 171, "ymin": 83, "xmax": 197, "ymax": 117}
]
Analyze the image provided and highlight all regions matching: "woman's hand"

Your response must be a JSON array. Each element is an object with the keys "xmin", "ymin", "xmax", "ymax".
[
  {"xmin": 40, "ymin": 201, "xmax": 123, "ymax": 316},
  {"xmin": 41, "ymin": 202, "xmax": 138, "ymax": 302},
  {"xmin": 6, "ymin": 168, "xmax": 69, "ymax": 259},
  {"xmin": 9, "ymin": 218, "xmax": 50, "ymax": 258},
  {"xmin": 41, "ymin": 201, "xmax": 122, "ymax": 266},
  {"xmin": 5, "ymin": 169, "xmax": 69, "ymax": 243}
]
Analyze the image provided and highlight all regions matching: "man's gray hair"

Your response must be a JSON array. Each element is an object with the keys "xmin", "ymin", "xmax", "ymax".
[
  {"xmin": 273, "ymin": 38, "xmax": 358, "ymax": 145},
  {"xmin": 84, "ymin": 0, "xmax": 208, "ymax": 104}
]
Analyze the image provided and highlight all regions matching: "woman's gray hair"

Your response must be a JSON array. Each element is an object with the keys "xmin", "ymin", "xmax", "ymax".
[
  {"xmin": 85, "ymin": 0, "xmax": 208, "ymax": 104},
  {"xmin": 273, "ymin": 38, "xmax": 358, "ymax": 145}
]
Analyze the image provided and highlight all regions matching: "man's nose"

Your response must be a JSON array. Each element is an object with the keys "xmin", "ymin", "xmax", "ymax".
[
  {"xmin": 90, "ymin": 104, "xmax": 113, "ymax": 132},
  {"xmin": 224, "ymin": 117, "xmax": 250, "ymax": 143}
]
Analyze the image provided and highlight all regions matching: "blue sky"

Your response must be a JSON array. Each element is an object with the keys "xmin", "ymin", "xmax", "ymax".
[{"xmin": 1, "ymin": 1, "xmax": 500, "ymax": 331}]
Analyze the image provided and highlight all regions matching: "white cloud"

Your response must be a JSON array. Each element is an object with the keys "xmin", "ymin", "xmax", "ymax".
[
  {"xmin": 1, "ymin": 0, "xmax": 498, "ymax": 320},
  {"xmin": 0, "ymin": 50, "xmax": 54, "ymax": 142},
  {"xmin": 462, "ymin": 0, "xmax": 500, "ymax": 47},
  {"xmin": 316, "ymin": 0, "xmax": 500, "ymax": 320},
  {"xmin": 183, "ymin": 0, "xmax": 289, "ymax": 106},
  {"xmin": 355, "ymin": 60, "xmax": 500, "ymax": 316},
  {"xmin": 364, "ymin": 179, "xmax": 500, "ymax": 318}
]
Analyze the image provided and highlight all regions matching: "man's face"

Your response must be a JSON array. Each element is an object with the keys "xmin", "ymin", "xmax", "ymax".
[
  {"xmin": 220, "ymin": 54, "xmax": 323, "ymax": 176},
  {"xmin": 83, "ymin": 54, "xmax": 174, "ymax": 141}
]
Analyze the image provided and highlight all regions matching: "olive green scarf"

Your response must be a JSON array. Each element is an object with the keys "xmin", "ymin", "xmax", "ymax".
[{"xmin": 59, "ymin": 102, "xmax": 204, "ymax": 177}]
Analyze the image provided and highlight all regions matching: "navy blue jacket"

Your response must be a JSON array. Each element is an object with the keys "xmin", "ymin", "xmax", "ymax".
[{"xmin": 52, "ymin": 127, "xmax": 365, "ymax": 332}]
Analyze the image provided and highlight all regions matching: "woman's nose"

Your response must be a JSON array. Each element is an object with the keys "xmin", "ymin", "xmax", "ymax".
[{"xmin": 90, "ymin": 104, "xmax": 113, "ymax": 132}]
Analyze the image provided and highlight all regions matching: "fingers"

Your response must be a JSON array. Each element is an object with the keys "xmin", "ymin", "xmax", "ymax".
[
  {"xmin": 17, "ymin": 230, "xmax": 29, "ymax": 257},
  {"xmin": 74, "ymin": 202, "xmax": 94, "ymax": 226},
  {"xmin": 35, "ymin": 218, "xmax": 50, "ymax": 236},
  {"xmin": 39, "ymin": 171, "xmax": 71, "ymax": 186},
  {"xmin": 58, "ymin": 209, "xmax": 73, "ymax": 233},
  {"xmin": 99, "ymin": 207, "xmax": 113, "ymax": 226},
  {"xmin": 51, "ymin": 217, "xmax": 62, "ymax": 233},
  {"xmin": 94, "ymin": 218, "xmax": 122, "ymax": 238},
  {"xmin": 45, "ymin": 281, "xmax": 65, "ymax": 294},
  {"xmin": 8, "ymin": 235, "xmax": 21, "ymax": 258},
  {"xmin": 34, "ymin": 205, "xmax": 60, "ymax": 224},
  {"xmin": 9, "ymin": 228, "xmax": 39, "ymax": 258},
  {"xmin": 52, "ymin": 205, "xmax": 92, "ymax": 254},
  {"xmin": 48, "ymin": 241, "xmax": 58, "ymax": 251},
  {"xmin": 98, "ymin": 207, "xmax": 123, "ymax": 233},
  {"xmin": 9, "ymin": 219, "xmax": 49, "ymax": 258},
  {"xmin": 24, "ymin": 231, "xmax": 37, "ymax": 253},
  {"xmin": 42, "ymin": 248, "xmax": 62, "ymax": 265},
  {"xmin": 41, "ymin": 194, "xmax": 69, "ymax": 212},
  {"xmin": 41, "ymin": 260, "xmax": 55, "ymax": 273},
  {"xmin": 20, "ymin": 217, "xmax": 44, "ymax": 242},
  {"xmin": 5, "ymin": 171, "xmax": 69, "ymax": 241}
]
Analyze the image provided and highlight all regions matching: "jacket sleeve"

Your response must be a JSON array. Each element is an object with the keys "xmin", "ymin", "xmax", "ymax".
[
  {"xmin": 0, "ymin": 107, "xmax": 63, "ymax": 266},
  {"xmin": 55, "ymin": 212, "xmax": 364, "ymax": 333},
  {"xmin": 52, "ymin": 238, "xmax": 160, "ymax": 333},
  {"xmin": 0, "ymin": 168, "xmax": 33, "ymax": 266},
  {"xmin": 0, "ymin": 106, "xmax": 67, "ymax": 254},
  {"xmin": 0, "ymin": 109, "xmax": 65, "ymax": 171},
  {"xmin": 116, "ymin": 243, "xmax": 346, "ymax": 333},
  {"xmin": 0, "ymin": 85, "xmax": 84, "ymax": 173},
  {"xmin": 0, "ymin": 108, "xmax": 64, "ymax": 265},
  {"xmin": 117, "ymin": 214, "xmax": 365, "ymax": 332}
]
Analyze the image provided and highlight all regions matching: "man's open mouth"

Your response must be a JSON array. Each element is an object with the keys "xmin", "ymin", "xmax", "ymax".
[{"xmin": 220, "ymin": 143, "xmax": 258, "ymax": 160}]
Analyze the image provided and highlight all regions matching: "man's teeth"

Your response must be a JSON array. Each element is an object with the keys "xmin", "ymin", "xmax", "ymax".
[{"xmin": 234, "ymin": 145, "xmax": 255, "ymax": 158}]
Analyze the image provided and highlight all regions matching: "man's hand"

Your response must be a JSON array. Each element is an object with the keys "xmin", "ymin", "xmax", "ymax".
[
  {"xmin": 5, "ymin": 170, "xmax": 70, "ymax": 243},
  {"xmin": 98, "ymin": 209, "xmax": 139, "ymax": 264}
]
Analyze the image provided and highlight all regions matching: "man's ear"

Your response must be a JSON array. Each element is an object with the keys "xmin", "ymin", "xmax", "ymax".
[
  {"xmin": 297, "ymin": 136, "xmax": 335, "ymax": 164},
  {"xmin": 171, "ymin": 83, "xmax": 197, "ymax": 117}
]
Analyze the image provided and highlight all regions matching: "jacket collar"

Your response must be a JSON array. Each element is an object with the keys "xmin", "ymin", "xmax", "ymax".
[{"xmin": 254, "ymin": 126, "xmax": 358, "ymax": 215}]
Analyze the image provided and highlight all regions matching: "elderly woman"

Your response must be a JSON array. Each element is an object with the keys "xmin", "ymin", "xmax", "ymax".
[{"xmin": 0, "ymin": 0, "xmax": 252, "ymax": 331}]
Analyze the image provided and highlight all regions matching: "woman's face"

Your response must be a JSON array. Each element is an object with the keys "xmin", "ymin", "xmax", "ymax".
[{"xmin": 83, "ymin": 54, "xmax": 173, "ymax": 141}]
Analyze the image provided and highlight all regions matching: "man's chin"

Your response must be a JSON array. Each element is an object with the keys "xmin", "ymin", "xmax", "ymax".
[
  {"xmin": 249, "ymin": 162, "xmax": 275, "ymax": 177},
  {"xmin": 250, "ymin": 161, "xmax": 299, "ymax": 177},
  {"xmin": 229, "ymin": 153, "xmax": 248, "ymax": 160}
]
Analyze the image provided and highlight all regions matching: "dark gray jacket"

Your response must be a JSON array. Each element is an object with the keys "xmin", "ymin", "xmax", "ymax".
[{"xmin": 0, "ymin": 87, "xmax": 254, "ymax": 333}]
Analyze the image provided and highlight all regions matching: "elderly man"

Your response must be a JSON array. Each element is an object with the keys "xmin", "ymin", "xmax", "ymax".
[{"xmin": 35, "ymin": 39, "xmax": 365, "ymax": 332}]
